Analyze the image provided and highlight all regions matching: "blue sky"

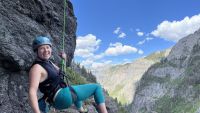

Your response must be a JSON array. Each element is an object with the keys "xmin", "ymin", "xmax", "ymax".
[{"xmin": 70, "ymin": 0, "xmax": 200, "ymax": 70}]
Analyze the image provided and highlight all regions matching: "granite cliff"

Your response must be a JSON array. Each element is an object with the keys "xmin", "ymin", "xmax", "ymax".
[
  {"xmin": 0, "ymin": 0, "xmax": 76, "ymax": 112},
  {"xmin": 130, "ymin": 29, "xmax": 200, "ymax": 113}
]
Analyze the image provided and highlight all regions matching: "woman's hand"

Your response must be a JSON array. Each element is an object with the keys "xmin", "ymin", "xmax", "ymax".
[{"xmin": 59, "ymin": 51, "xmax": 67, "ymax": 61}]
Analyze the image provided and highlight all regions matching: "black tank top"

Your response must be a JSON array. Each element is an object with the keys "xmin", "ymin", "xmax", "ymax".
[{"xmin": 32, "ymin": 59, "xmax": 66, "ymax": 102}]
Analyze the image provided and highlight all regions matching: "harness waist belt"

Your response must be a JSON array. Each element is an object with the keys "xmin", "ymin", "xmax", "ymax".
[{"xmin": 53, "ymin": 88, "xmax": 62, "ymax": 102}]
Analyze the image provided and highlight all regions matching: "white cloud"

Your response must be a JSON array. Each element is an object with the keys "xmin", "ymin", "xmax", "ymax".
[
  {"xmin": 113, "ymin": 27, "xmax": 126, "ymax": 38},
  {"xmin": 80, "ymin": 59, "xmax": 94, "ymax": 67},
  {"xmin": 75, "ymin": 49, "xmax": 94, "ymax": 57},
  {"xmin": 93, "ymin": 53, "xmax": 105, "ymax": 60},
  {"xmin": 137, "ymin": 37, "xmax": 154, "ymax": 45},
  {"xmin": 118, "ymin": 32, "xmax": 126, "ymax": 38},
  {"xmin": 146, "ymin": 37, "xmax": 154, "ymax": 41},
  {"xmin": 138, "ymin": 49, "xmax": 144, "ymax": 54},
  {"xmin": 105, "ymin": 42, "xmax": 138, "ymax": 56},
  {"xmin": 122, "ymin": 59, "xmax": 132, "ymax": 64},
  {"xmin": 86, "ymin": 53, "xmax": 105, "ymax": 61},
  {"xmin": 137, "ymin": 31, "xmax": 144, "ymax": 36},
  {"xmin": 151, "ymin": 14, "xmax": 200, "ymax": 42},
  {"xmin": 91, "ymin": 60, "xmax": 112, "ymax": 70},
  {"xmin": 137, "ymin": 40, "xmax": 146, "ymax": 45},
  {"xmin": 136, "ymin": 29, "xmax": 145, "ymax": 37},
  {"xmin": 113, "ymin": 27, "xmax": 120, "ymax": 34},
  {"xmin": 79, "ymin": 58, "xmax": 112, "ymax": 71},
  {"xmin": 75, "ymin": 34, "xmax": 101, "ymax": 58}
]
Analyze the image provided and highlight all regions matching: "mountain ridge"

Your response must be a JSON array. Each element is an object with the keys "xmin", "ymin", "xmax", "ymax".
[
  {"xmin": 130, "ymin": 28, "xmax": 200, "ymax": 113},
  {"xmin": 96, "ymin": 48, "xmax": 171, "ymax": 104}
]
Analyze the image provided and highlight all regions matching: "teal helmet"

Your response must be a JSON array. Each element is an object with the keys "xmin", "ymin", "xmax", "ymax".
[{"xmin": 32, "ymin": 36, "xmax": 52, "ymax": 52}]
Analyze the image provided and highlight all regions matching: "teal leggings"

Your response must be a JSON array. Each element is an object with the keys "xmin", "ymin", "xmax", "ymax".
[{"xmin": 52, "ymin": 83, "xmax": 105, "ymax": 110}]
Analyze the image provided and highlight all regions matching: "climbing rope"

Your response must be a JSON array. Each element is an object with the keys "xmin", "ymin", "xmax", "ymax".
[{"xmin": 61, "ymin": 0, "xmax": 67, "ymax": 73}]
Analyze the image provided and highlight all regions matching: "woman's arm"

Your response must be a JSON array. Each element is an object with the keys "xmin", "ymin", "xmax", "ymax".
[{"xmin": 28, "ymin": 64, "xmax": 43, "ymax": 113}]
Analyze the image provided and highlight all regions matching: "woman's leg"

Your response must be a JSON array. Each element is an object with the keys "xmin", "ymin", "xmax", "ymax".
[
  {"xmin": 72, "ymin": 83, "xmax": 107, "ymax": 112},
  {"xmin": 98, "ymin": 103, "xmax": 108, "ymax": 113},
  {"xmin": 53, "ymin": 88, "xmax": 73, "ymax": 109}
]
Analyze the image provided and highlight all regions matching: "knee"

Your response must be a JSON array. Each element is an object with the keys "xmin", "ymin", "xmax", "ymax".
[{"xmin": 94, "ymin": 83, "xmax": 102, "ymax": 90}]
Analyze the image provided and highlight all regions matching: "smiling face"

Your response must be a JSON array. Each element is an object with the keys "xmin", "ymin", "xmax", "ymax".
[{"xmin": 37, "ymin": 44, "xmax": 52, "ymax": 60}]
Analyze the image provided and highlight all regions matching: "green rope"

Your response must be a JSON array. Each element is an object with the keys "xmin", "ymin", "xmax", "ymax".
[{"xmin": 61, "ymin": 0, "xmax": 67, "ymax": 73}]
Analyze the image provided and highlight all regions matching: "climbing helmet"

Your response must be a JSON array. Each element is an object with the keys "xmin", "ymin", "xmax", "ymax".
[{"xmin": 32, "ymin": 36, "xmax": 52, "ymax": 52}]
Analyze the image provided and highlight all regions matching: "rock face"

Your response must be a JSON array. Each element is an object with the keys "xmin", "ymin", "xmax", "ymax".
[
  {"xmin": 0, "ymin": 0, "xmax": 76, "ymax": 112},
  {"xmin": 130, "ymin": 29, "xmax": 200, "ymax": 113},
  {"xmin": 96, "ymin": 49, "xmax": 171, "ymax": 104},
  {"xmin": 0, "ymin": 0, "xmax": 121, "ymax": 113},
  {"xmin": 0, "ymin": 0, "xmax": 77, "ymax": 70}
]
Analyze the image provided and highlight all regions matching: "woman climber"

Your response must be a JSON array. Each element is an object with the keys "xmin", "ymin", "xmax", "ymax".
[{"xmin": 28, "ymin": 36, "xmax": 108, "ymax": 113}]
